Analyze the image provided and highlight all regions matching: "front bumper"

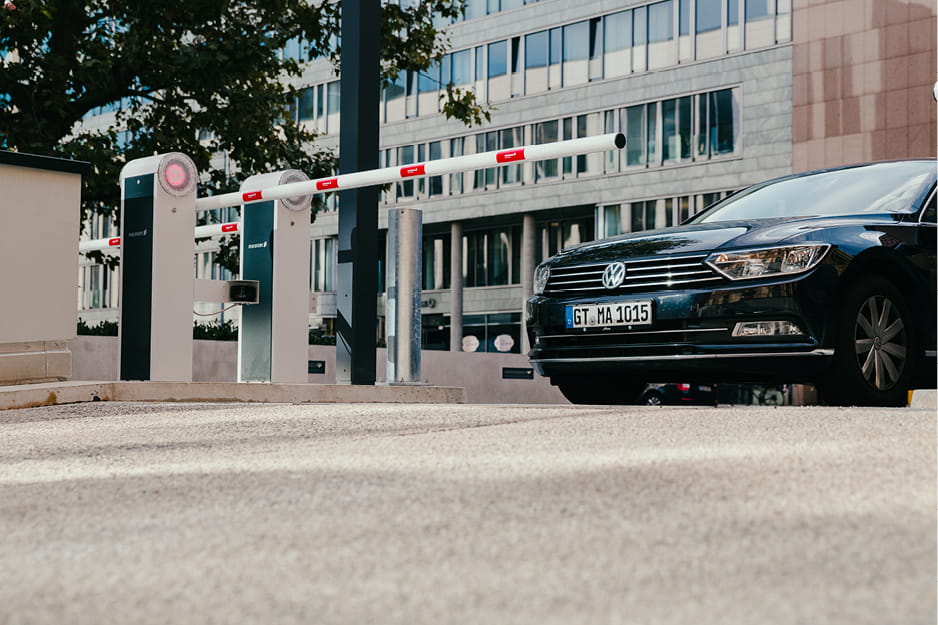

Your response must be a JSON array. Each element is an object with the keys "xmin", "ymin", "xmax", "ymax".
[{"xmin": 526, "ymin": 271, "xmax": 836, "ymax": 384}]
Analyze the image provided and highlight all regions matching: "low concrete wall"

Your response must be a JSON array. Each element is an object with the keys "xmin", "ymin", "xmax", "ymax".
[{"xmin": 70, "ymin": 336, "xmax": 568, "ymax": 404}]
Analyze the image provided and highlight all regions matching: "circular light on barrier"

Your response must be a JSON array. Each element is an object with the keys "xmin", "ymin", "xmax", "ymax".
[
  {"xmin": 278, "ymin": 170, "xmax": 313, "ymax": 212},
  {"xmin": 157, "ymin": 153, "xmax": 197, "ymax": 197}
]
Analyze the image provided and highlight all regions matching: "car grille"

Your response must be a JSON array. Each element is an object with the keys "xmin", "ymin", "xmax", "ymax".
[{"xmin": 543, "ymin": 253, "xmax": 724, "ymax": 295}]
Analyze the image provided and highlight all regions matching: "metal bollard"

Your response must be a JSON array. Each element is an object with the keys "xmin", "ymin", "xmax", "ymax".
[{"xmin": 386, "ymin": 208, "xmax": 422, "ymax": 384}]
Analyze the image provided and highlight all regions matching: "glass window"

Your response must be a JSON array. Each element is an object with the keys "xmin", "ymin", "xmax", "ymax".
[
  {"xmin": 525, "ymin": 30, "xmax": 548, "ymax": 68},
  {"xmin": 709, "ymin": 89, "xmax": 735, "ymax": 155},
  {"xmin": 662, "ymin": 96, "xmax": 691, "ymax": 161},
  {"xmin": 487, "ymin": 40, "xmax": 507, "ymax": 77},
  {"xmin": 450, "ymin": 137, "xmax": 464, "ymax": 194},
  {"xmin": 422, "ymin": 233, "xmax": 451, "ymax": 290},
  {"xmin": 696, "ymin": 94, "xmax": 708, "ymax": 156},
  {"xmin": 679, "ymin": 0, "xmax": 690, "ymax": 35},
  {"xmin": 697, "ymin": 0, "xmax": 722, "ymax": 32},
  {"xmin": 384, "ymin": 73, "xmax": 405, "ymax": 122},
  {"xmin": 534, "ymin": 120, "xmax": 559, "ymax": 180},
  {"xmin": 311, "ymin": 238, "xmax": 335, "ymax": 292},
  {"xmin": 604, "ymin": 10, "xmax": 632, "ymax": 51},
  {"xmin": 428, "ymin": 141, "xmax": 443, "ymax": 196},
  {"xmin": 298, "ymin": 87, "xmax": 315, "ymax": 122},
  {"xmin": 563, "ymin": 21, "xmax": 590, "ymax": 61},
  {"xmin": 602, "ymin": 204, "xmax": 624, "ymax": 237},
  {"xmin": 418, "ymin": 61, "xmax": 439, "ymax": 93},
  {"xmin": 677, "ymin": 95, "xmax": 691, "ymax": 160},
  {"xmin": 451, "ymin": 49, "xmax": 472, "ymax": 86},
  {"xmin": 549, "ymin": 27, "xmax": 563, "ymax": 64},
  {"xmin": 633, "ymin": 5, "xmax": 647, "ymax": 45},
  {"xmin": 745, "ymin": 0, "xmax": 770, "ymax": 20},
  {"xmin": 589, "ymin": 17, "xmax": 603, "ymax": 80},
  {"xmin": 487, "ymin": 228, "xmax": 512, "ymax": 285},
  {"xmin": 647, "ymin": 102, "xmax": 659, "ymax": 164},
  {"xmin": 326, "ymin": 81, "xmax": 340, "ymax": 133},
  {"xmin": 625, "ymin": 104, "xmax": 645, "ymax": 167},
  {"xmin": 648, "ymin": 0, "xmax": 674, "ymax": 42},
  {"xmin": 475, "ymin": 46, "xmax": 485, "ymax": 81},
  {"xmin": 397, "ymin": 145, "xmax": 416, "ymax": 198},
  {"xmin": 563, "ymin": 21, "xmax": 589, "ymax": 86},
  {"xmin": 464, "ymin": 0, "xmax": 486, "ymax": 20},
  {"xmin": 549, "ymin": 27, "xmax": 563, "ymax": 89},
  {"xmin": 728, "ymin": 0, "xmax": 739, "ymax": 25},
  {"xmin": 502, "ymin": 0, "xmax": 523, "ymax": 9},
  {"xmin": 511, "ymin": 36, "xmax": 523, "ymax": 96}
]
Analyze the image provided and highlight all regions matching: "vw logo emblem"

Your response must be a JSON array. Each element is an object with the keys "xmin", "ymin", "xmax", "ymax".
[{"xmin": 602, "ymin": 262, "xmax": 626, "ymax": 289}]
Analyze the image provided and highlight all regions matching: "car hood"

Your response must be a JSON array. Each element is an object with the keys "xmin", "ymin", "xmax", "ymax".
[{"xmin": 553, "ymin": 217, "xmax": 871, "ymax": 264}]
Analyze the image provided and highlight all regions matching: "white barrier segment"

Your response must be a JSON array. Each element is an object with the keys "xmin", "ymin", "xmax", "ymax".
[
  {"xmin": 195, "ymin": 132, "xmax": 627, "ymax": 211},
  {"xmin": 79, "ymin": 221, "xmax": 240, "ymax": 253}
]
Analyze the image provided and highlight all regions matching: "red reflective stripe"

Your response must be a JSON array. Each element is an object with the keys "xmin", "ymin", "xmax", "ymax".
[
  {"xmin": 221, "ymin": 223, "xmax": 238, "ymax": 233},
  {"xmin": 400, "ymin": 164, "xmax": 426, "ymax": 178},
  {"xmin": 108, "ymin": 237, "xmax": 121, "ymax": 246},
  {"xmin": 316, "ymin": 178, "xmax": 339, "ymax": 191},
  {"xmin": 496, "ymin": 149, "xmax": 525, "ymax": 163},
  {"xmin": 242, "ymin": 191, "xmax": 263, "ymax": 202}
]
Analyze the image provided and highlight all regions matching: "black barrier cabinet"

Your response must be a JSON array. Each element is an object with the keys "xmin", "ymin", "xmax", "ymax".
[
  {"xmin": 502, "ymin": 367, "xmax": 534, "ymax": 380},
  {"xmin": 119, "ymin": 175, "xmax": 155, "ymax": 380}
]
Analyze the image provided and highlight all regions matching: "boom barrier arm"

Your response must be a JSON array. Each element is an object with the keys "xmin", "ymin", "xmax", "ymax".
[
  {"xmin": 195, "ymin": 133, "xmax": 626, "ymax": 212},
  {"xmin": 79, "ymin": 132, "xmax": 626, "ymax": 252},
  {"xmin": 79, "ymin": 221, "xmax": 240, "ymax": 253}
]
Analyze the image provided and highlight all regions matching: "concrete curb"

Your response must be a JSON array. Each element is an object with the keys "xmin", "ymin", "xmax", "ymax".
[
  {"xmin": 909, "ymin": 389, "xmax": 937, "ymax": 410},
  {"xmin": 0, "ymin": 381, "xmax": 465, "ymax": 412}
]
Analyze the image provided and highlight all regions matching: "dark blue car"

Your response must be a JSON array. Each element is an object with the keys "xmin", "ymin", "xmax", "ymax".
[{"xmin": 527, "ymin": 160, "xmax": 937, "ymax": 407}]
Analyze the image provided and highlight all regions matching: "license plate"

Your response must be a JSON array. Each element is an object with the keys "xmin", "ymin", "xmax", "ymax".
[{"xmin": 565, "ymin": 300, "xmax": 653, "ymax": 329}]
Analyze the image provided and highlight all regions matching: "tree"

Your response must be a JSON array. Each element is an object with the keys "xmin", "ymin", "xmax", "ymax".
[{"xmin": 0, "ymin": 0, "xmax": 488, "ymax": 270}]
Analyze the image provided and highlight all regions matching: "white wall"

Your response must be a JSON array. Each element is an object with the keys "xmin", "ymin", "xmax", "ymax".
[{"xmin": 0, "ymin": 157, "xmax": 83, "ymax": 384}]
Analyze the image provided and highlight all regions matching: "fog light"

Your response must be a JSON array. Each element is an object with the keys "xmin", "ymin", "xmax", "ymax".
[{"xmin": 732, "ymin": 320, "xmax": 804, "ymax": 337}]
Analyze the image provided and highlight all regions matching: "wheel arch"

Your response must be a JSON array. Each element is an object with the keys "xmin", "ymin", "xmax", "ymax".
[{"xmin": 832, "ymin": 248, "xmax": 927, "ymax": 349}]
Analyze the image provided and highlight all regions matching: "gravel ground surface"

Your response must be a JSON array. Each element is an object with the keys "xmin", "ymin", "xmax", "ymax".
[{"xmin": 0, "ymin": 402, "xmax": 934, "ymax": 625}]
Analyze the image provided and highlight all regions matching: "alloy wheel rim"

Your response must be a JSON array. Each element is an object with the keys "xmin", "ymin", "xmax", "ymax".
[
  {"xmin": 645, "ymin": 395, "xmax": 662, "ymax": 406},
  {"xmin": 854, "ymin": 295, "xmax": 907, "ymax": 391}
]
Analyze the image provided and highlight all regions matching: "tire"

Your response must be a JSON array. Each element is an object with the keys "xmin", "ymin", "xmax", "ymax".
[
  {"xmin": 821, "ymin": 276, "xmax": 918, "ymax": 406},
  {"xmin": 642, "ymin": 392, "xmax": 663, "ymax": 406},
  {"xmin": 556, "ymin": 378, "xmax": 645, "ymax": 405}
]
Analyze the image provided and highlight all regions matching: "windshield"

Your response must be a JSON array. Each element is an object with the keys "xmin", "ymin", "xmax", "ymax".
[{"xmin": 689, "ymin": 161, "xmax": 936, "ymax": 224}]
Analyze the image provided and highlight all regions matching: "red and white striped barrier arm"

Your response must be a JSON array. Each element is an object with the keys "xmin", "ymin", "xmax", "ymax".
[
  {"xmin": 195, "ymin": 132, "xmax": 626, "ymax": 212},
  {"xmin": 78, "ymin": 221, "xmax": 240, "ymax": 253}
]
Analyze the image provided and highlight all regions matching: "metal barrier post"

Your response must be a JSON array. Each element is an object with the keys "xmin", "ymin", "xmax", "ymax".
[{"xmin": 386, "ymin": 208, "xmax": 422, "ymax": 384}]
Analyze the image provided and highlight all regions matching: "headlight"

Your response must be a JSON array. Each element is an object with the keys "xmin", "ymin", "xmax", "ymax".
[
  {"xmin": 534, "ymin": 264, "xmax": 551, "ymax": 295},
  {"xmin": 705, "ymin": 244, "xmax": 830, "ymax": 280}
]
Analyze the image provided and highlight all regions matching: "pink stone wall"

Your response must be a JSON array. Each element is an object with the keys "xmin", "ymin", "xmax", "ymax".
[{"xmin": 792, "ymin": 0, "xmax": 937, "ymax": 171}]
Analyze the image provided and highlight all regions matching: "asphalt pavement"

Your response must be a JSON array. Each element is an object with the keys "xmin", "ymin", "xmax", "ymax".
[{"xmin": 0, "ymin": 402, "xmax": 934, "ymax": 625}]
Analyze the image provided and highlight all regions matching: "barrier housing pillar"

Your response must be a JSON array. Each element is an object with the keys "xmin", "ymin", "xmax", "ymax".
[
  {"xmin": 237, "ymin": 171, "xmax": 312, "ymax": 383},
  {"xmin": 117, "ymin": 153, "xmax": 198, "ymax": 381}
]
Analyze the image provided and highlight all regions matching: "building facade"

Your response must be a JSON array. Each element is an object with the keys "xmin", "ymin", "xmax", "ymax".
[{"xmin": 78, "ymin": 0, "xmax": 937, "ymax": 357}]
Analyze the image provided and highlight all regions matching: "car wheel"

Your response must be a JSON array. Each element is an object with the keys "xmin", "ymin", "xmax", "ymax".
[
  {"xmin": 822, "ymin": 276, "xmax": 917, "ymax": 406},
  {"xmin": 556, "ymin": 378, "xmax": 645, "ymax": 405},
  {"xmin": 642, "ymin": 392, "xmax": 663, "ymax": 406}
]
